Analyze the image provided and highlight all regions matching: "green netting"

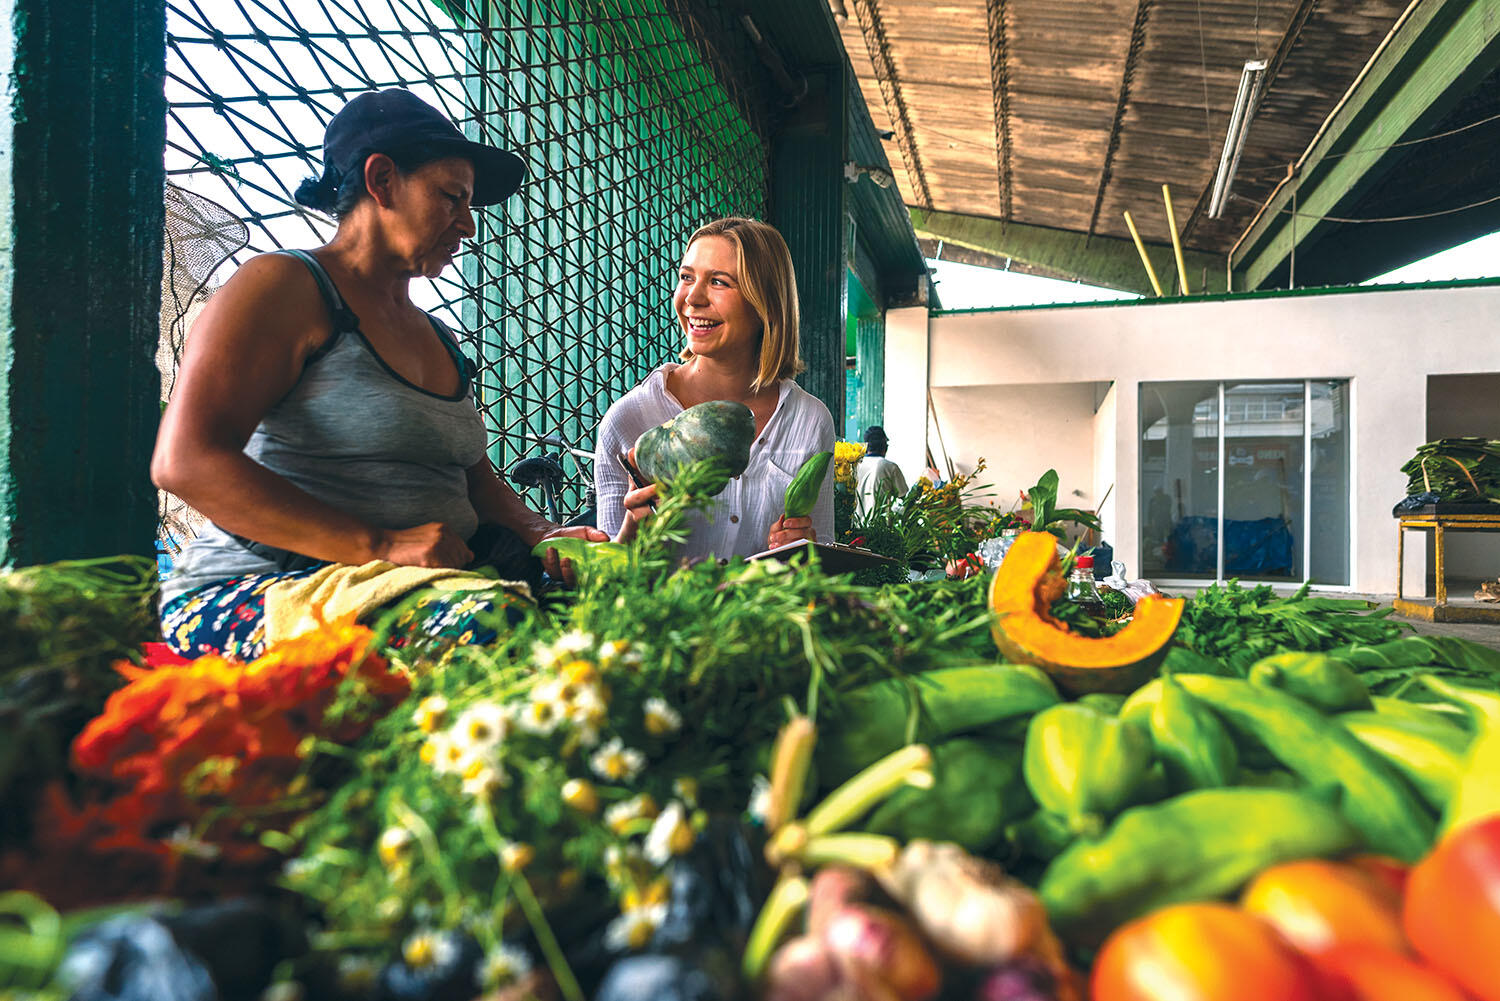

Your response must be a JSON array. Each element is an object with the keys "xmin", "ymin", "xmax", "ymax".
[{"xmin": 163, "ymin": 0, "xmax": 771, "ymax": 520}]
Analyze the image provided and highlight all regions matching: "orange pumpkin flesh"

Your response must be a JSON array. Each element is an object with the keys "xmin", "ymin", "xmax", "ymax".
[{"xmin": 988, "ymin": 531, "xmax": 1184, "ymax": 695}]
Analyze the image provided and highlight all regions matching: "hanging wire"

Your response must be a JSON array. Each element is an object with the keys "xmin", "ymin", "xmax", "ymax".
[{"xmin": 1232, "ymin": 188, "xmax": 1500, "ymax": 223}]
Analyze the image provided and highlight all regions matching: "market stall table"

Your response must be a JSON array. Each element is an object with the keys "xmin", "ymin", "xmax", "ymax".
[{"xmin": 1394, "ymin": 503, "xmax": 1500, "ymax": 622}]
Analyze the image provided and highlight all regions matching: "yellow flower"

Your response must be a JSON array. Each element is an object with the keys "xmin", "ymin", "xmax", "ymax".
[
  {"xmin": 377, "ymin": 827, "xmax": 414, "ymax": 868},
  {"xmin": 500, "ymin": 841, "xmax": 535, "ymax": 873},
  {"xmin": 562, "ymin": 778, "xmax": 600, "ymax": 814},
  {"xmin": 642, "ymin": 697, "xmax": 682, "ymax": 737},
  {"xmin": 412, "ymin": 695, "xmax": 449, "ymax": 734}
]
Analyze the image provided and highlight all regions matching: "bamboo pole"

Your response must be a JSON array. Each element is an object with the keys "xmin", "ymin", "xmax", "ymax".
[
  {"xmin": 1122, "ymin": 211, "xmax": 1164, "ymax": 296},
  {"xmin": 1162, "ymin": 183, "xmax": 1190, "ymax": 295}
]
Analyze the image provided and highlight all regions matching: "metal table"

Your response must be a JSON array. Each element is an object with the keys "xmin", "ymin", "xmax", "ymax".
[{"xmin": 1395, "ymin": 503, "xmax": 1500, "ymax": 622}]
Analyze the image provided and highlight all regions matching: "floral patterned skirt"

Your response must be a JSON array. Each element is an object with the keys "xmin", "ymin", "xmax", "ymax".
[{"xmin": 161, "ymin": 569, "xmax": 527, "ymax": 660}]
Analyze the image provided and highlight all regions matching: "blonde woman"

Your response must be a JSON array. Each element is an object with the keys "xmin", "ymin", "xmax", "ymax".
[{"xmin": 594, "ymin": 217, "xmax": 835, "ymax": 561}]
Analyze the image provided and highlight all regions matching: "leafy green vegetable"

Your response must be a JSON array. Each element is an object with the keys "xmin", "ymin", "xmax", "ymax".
[{"xmin": 1175, "ymin": 580, "xmax": 1409, "ymax": 677}]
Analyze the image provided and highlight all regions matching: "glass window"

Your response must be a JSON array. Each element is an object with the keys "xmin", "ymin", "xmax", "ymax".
[
  {"xmin": 1139, "ymin": 379, "xmax": 1350, "ymax": 585},
  {"xmin": 1139, "ymin": 382, "xmax": 1220, "ymax": 580}
]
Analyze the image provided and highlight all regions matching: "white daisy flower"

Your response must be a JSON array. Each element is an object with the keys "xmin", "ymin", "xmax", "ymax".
[
  {"xmin": 411, "ymin": 695, "xmax": 449, "ymax": 734},
  {"xmin": 479, "ymin": 943, "xmax": 533, "ymax": 989},
  {"xmin": 459, "ymin": 755, "xmax": 508, "ymax": 800},
  {"xmin": 568, "ymin": 684, "xmax": 609, "ymax": 731},
  {"xmin": 597, "ymin": 639, "xmax": 629, "ymax": 666},
  {"xmin": 453, "ymin": 702, "xmax": 509, "ymax": 751},
  {"xmin": 642, "ymin": 697, "xmax": 682, "ymax": 737},
  {"xmin": 554, "ymin": 629, "xmax": 596, "ymax": 658},
  {"xmin": 530, "ymin": 638, "xmax": 562, "ymax": 670},
  {"xmin": 603, "ymin": 903, "xmax": 668, "ymax": 952},
  {"xmin": 643, "ymin": 801, "xmax": 696, "ymax": 867},
  {"xmin": 673, "ymin": 776, "xmax": 699, "ymax": 807},
  {"xmin": 377, "ymin": 827, "xmax": 414, "ymax": 869},
  {"xmin": 513, "ymin": 690, "xmax": 564, "ymax": 735},
  {"xmin": 335, "ymin": 955, "xmax": 380, "ymax": 995},
  {"xmin": 604, "ymin": 794, "xmax": 659, "ymax": 835},
  {"xmin": 590, "ymin": 737, "xmax": 646, "ymax": 782},
  {"xmin": 402, "ymin": 929, "xmax": 457, "ymax": 970}
]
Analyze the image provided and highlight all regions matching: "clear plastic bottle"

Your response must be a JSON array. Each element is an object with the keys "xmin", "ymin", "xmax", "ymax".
[{"xmin": 1067, "ymin": 554, "xmax": 1110, "ymax": 620}]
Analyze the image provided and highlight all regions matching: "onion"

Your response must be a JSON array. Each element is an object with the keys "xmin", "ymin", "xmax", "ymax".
[
  {"xmin": 763, "ymin": 935, "xmax": 842, "ymax": 1001},
  {"xmin": 973, "ymin": 958, "xmax": 1056, "ymax": 1001},
  {"xmin": 880, "ymin": 841, "xmax": 1045, "ymax": 966},
  {"xmin": 822, "ymin": 905, "xmax": 941, "ymax": 1001},
  {"xmin": 808, "ymin": 866, "xmax": 872, "ymax": 938}
]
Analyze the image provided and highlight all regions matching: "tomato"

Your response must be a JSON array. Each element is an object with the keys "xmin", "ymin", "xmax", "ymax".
[
  {"xmin": 1404, "ymin": 813, "xmax": 1500, "ymax": 1001},
  {"xmin": 1091, "ymin": 903, "xmax": 1326, "ymax": 1001},
  {"xmin": 1241, "ymin": 859, "xmax": 1406, "ymax": 955},
  {"xmin": 1315, "ymin": 944, "xmax": 1470, "ymax": 1001}
]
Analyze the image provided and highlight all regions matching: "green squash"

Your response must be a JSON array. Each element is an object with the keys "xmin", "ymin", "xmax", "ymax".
[{"xmin": 634, "ymin": 400, "xmax": 754, "ymax": 496}]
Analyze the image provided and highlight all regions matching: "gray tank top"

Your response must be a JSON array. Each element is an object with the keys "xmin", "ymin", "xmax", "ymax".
[{"xmin": 161, "ymin": 250, "xmax": 488, "ymax": 604}]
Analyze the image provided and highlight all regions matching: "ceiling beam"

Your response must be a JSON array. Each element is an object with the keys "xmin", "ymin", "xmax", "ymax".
[
  {"xmin": 849, "ymin": 0, "xmax": 934, "ymax": 208},
  {"xmin": 912, "ymin": 207, "xmax": 1228, "ymax": 296},
  {"xmin": 1231, "ymin": 0, "xmax": 1500, "ymax": 289},
  {"xmin": 1087, "ymin": 0, "xmax": 1153, "ymax": 238},
  {"xmin": 986, "ymin": 0, "xmax": 1013, "ymax": 221}
]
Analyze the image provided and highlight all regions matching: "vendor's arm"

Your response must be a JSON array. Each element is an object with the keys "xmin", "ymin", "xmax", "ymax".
[
  {"xmin": 465, "ymin": 460, "xmax": 609, "ymax": 547},
  {"xmin": 152, "ymin": 254, "xmax": 470, "ymax": 568}
]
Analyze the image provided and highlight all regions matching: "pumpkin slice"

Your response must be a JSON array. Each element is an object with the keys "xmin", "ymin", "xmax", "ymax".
[{"xmin": 988, "ymin": 531, "xmax": 1184, "ymax": 695}]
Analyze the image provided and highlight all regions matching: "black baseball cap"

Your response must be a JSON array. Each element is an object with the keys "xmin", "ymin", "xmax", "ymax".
[{"xmin": 319, "ymin": 89, "xmax": 524, "ymax": 206}]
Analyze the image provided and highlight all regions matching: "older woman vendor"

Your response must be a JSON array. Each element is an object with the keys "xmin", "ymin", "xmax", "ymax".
[
  {"xmin": 594, "ymin": 217, "xmax": 835, "ymax": 561},
  {"xmin": 153, "ymin": 89, "xmax": 607, "ymax": 658}
]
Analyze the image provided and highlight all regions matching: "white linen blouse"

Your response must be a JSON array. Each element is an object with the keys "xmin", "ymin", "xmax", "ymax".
[{"xmin": 594, "ymin": 363, "xmax": 836, "ymax": 561}]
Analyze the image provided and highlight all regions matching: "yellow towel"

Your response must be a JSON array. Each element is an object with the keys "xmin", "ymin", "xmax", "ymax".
[{"xmin": 263, "ymin": 560, "xmax": 530, "ymax": 645}]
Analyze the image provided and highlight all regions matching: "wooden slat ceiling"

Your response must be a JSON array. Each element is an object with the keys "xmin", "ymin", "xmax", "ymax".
[{"xmin": 837, "ymin": 0, "xmax": 1410, "ymax": 254}]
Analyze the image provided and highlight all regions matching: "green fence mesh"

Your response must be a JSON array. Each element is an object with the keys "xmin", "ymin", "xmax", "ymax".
[{"xmin": 164, "ymin": 0, "xmax": 771, "ymax": 520}]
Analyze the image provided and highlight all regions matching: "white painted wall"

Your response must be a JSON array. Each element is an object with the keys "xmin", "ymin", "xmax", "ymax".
[
  {"xmin": 929, "ymin": 382, "xmax": 1106, "ymax": 515},
  {"xmin": 882, "ymin": 305, "xmax": 930, "ymax": 486},
  {"xmin": 1092, "ymin": 382, "xmax": 1118, "ymax": 547},
  {"xmin": 914, "ymin": 284, "xmax": 1500, "ymax": 593}
]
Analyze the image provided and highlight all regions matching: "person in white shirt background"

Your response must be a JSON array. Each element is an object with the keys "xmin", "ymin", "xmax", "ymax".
[
  {"xmin": 593, "ymin": 217, "xmax": 835, "ymax": 561},
  {"xmin": 856, "ymin": 424, "xmax": 908, "ymax": 511}
]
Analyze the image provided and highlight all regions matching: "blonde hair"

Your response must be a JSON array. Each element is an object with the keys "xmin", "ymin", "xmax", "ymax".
[{"xmin": 677, "ymin": 217, "xmax": 804, "ymax": 391}]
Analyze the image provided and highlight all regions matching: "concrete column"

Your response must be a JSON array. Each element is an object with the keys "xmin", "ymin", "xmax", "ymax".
[{"xmin": 882, "ymin": 305, "xmax": 929, "ymax": 484}]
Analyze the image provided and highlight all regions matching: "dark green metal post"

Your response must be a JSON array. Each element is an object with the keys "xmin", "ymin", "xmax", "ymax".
[
  {"xmin": 0, "ymin": 0, "xmax": 167, "ymax": 566},
  {"xmin": 773, "ymin": 67, "xmax": 848, "ymax": 437}
]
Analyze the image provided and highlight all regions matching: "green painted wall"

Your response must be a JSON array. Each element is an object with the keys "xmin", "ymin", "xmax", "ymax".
[
  {"xmin": 1, "ymin": 0, "xmax": 167, "ymax": 565},
  {"xmin": 775, "ymin": 68, "xmax": 849, "ymax": 436}
]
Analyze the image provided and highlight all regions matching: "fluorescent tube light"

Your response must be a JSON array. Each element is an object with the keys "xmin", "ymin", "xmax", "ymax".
[{"xmin": 1208, "ymin": 59, "xmax": 1268, "ymax": 219}]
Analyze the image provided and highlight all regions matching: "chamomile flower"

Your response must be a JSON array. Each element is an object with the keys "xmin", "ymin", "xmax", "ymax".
[
  {"xmin": 643, "ymin": 801, "xmax": 696, "ymax": 867},
  {"xmin": 377, "ymin": 827, "xmax": 415, "ymax": 869},
  {"xmin": 554, "ymin": 629, "xmax": 596, "ymax": 659},
  {"xmin": 560, "ymin": 658, "xmax": 600, "ymax": 689},
  {"xmin": 673, "ymin": 776, "xmax": 699, "ymax": 807},
  {"xmin": 603, "ymin": 902, "xmax": 668, "ymax": 951},
  {"xmin": 453, "ymin": 701, "xmax": 509, "ymax": 751},
  {"xmin": 567, "ymin": 685, "xmax": 609, "ymax": 746},
  {"xmin": 590, "ymin": 737, "xmax": 646, "ymax": 782},
  {"xmin": 605, "ymin": 793, "xmax": 660, "ymax": 835},
  {"xmin": 597, "ymin": 639, "xmax": 629, "ymax": 667},
  {"xmin": 479, "ymin": 943, "xmax": 533, "ymax": 990},
  {"xmin": 335, "ymin": 955, "xmax": 380, "ymax": 996},
  {"xmin": 562, "ymin": 777, "xmax": 600, "ymax": 814},
  {"xmin": 515, "ymin": 681, "xmax": 565, "ymax": 735},
  {"xmin": 459, "ymin": 756, "xmax": 507, "ymax": 800},
  {"xmin": 412, "ymin": 695, "xmax": 449, "ymax": 734},
  {"xmin": 642, "ymin": 697, "xmax": 682, "ymax": 737},
  {"xmin": 402, "ymin": 929, "xmax": 457, "ymax": 970},
  {"xmin": 499, "ymin": 840, "xmax": 535, "ymax": 873}
]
